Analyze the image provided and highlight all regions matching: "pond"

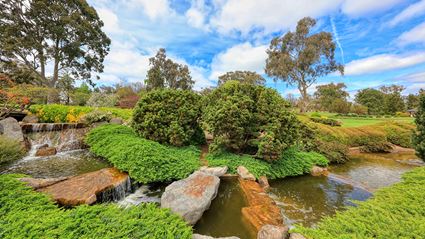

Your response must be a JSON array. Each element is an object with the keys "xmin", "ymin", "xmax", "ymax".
[{"xmin": 0, "ymin": 150, "xmax": 110, "ymax": 178}]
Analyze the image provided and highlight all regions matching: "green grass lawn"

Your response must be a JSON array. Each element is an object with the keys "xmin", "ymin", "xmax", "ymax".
[{"xmin": 336, "ymin": 117, "xmax": 414, "ymax": 127}]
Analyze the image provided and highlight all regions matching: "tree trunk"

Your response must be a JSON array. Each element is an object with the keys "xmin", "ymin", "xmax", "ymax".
[
  {"xmin": 298, "ymin": 83, "xmax": 308, "ymax": 113},
  {"xmin": 51, "ymin": 39, "xmax": 60, "ymax": 87}
]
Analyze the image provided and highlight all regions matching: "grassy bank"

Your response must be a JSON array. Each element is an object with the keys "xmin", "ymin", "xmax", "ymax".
[
  {"xmin": 29, "ymin": 104, "xmax": 132, "ymax": 123},
  {"xmin": 304, "ymin": 112, "xmax": 414, "ymax": 127},
  {"xmin": 292, "ymin": 166, "xmax": 425, "ymax": 238},
  {"xmin": 0, "ymin": 174, "xmax": 192, "ymax": 239},
  {"xmin": 85, "ymin": 124, "xmax": 200, "ymax": 183},
  {"xmin": 207, "ymin": 148, "xmax": 328, "ymax": 179}
]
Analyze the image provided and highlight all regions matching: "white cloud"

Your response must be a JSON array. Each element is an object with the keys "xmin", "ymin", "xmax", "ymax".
[
  {"xmin": 397, "ymin": 22, "xmax": 425, "ymax": 46},
  {"xmin": 388, "ymin": 0, "xmax": 425, "ymax": 27},
  {"xmin": 210, "ymin": 42, "xmax": 268, "ymax": 80},
  {"xmin": 210, "ymin": 0, "xmax": 341, "ymax": 35},
  {"xmin": 97, "ymin": 8, "xmax": 121, "ymax": 34},
  {"xmin": 185, "ymin": 0, "xmax": 210, "ymax": 30},
  {"xmin": 341, "ymin": 0, "xmax": 403, "ymax": 17},
  {"xmin": 129, "ymin": 0, "xmax": 173, "ymax": 20},
  {"xmin": 345, "ymin": 52, "xmax": 425, "ymax": 75},
  {"xmin": 395, "ymin": 71, "xmax": 425, "ymax": 83}
]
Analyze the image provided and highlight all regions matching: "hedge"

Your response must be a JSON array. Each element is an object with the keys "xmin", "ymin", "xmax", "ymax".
[
  {"xmin": 207, "ymin": 148, "xmax": 328, "ymax": 179},
  {"xmin": 85, "ymin": 124, "xmax": 200, "ymax": 183},
  {"xmin": 28, "ymin": 104, "xmax": 132, "ymax": 123},
  {"xmin": 292, "ymin": 166, "xmax": 425, "ymax": 238},
  {"xmin": 0, "ymin": 174, "xmax": 192, "ymax": 239}
]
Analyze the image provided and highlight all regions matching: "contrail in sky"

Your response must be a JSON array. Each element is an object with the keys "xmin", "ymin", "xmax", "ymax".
[{"xmin": 330, "ymin": 16, "xmax": 345, "ymax": 65}]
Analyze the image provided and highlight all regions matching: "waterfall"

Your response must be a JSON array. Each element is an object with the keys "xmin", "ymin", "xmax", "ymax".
[{"xmin": 97, "ymin": 176, "xmax": 132, "ymax": 203}]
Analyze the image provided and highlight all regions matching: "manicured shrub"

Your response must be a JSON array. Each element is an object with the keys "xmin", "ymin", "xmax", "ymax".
[
  {"xmin": 29, "ymin": 104, "xmax": 132, "ymax": 123},
  {"xmin": 413, "ymin": 94, "xmax": 425, "ymax": 161},
  {"xmin": 85, "ymin": 124, "xmax": 200, "ymax": 183},
  {"xmin": 86, "ymin": 92, "xmax": 118, "ymax": 107},
  {"xmin": 207, "ymin": 148, "xmax": 328, "ymax": 179},
  {"xmin": 360, "ymin": 141, "xmax": 393, "ymax": 153},
  {"xmin": 310, "ymin": 117, "xmax": 342, "ymax": 127},
  {"xmin": 0, "ymin": 174, "xmax": 192, "ymax": 239},
  {"xmin": 0, "ymin": 136, "xmax": 25, "ymax": 164},
  {"xmin": 293, "ymin": 166, "xmax": 425, "ymax": 238},
  {"xmin": 81, "ymin": 110, "xmax": 112, "ymax": 124},
  {"xmin": 132, "ymin": 89, "xmax": 204, "ymax": 146},
  {"xmin": 203, "ymin": 81, "xmax": 299, "ymax": 160}
]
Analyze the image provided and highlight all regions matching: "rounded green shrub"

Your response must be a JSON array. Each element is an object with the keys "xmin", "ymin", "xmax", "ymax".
[
  {"xmin": 0, "ymin": 136, "xmax": 25, "ymax": 164},
  {"xmin": 203, "ymin": 81, "xmax": 299, "ymax": 160},
  {"xmin": 132, "ymin": 89, "xmax": 204, "ymax": 146},
  {"xmin": 413, "ymin": 94, "xmax": 425, "ymax": 161}
]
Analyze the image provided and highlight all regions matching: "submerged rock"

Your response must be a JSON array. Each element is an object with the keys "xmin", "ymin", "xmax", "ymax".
[
  {"xmin": 257, "ymin": 225, "xmax": 288, "ymax": 239},
  {"xmin": 38, "ymin": 168, "xmax": 130, "ymax": 206},
  {"xmin": 310, "ymin": 166, "xmax": 328, "ymax": 177},
  {"xmin": 0, "ymin": 117, "xmax": 24, "ymax": 143},
  {"xmin": 237, "ymin": 166, "xmax": 256, "ymax": 181},
  {"xmin": 161, "ymin": 171, "xmax": 220, "ymax": 225},
  {"xmin": 35, "ymin": 146, "xmax": 57, "ymax": 157},
  {"xmin": 192, "ymin": 234, "xmax": 240, "ymax": 239},
  {"xmin": 199, "ymin": 166, "xmax": 228, "ymax": 177}
]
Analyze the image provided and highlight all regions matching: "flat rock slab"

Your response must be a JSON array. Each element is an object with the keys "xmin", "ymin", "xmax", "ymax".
[
  {"xmin": 199, "ymin": 166, "xmax": 228, "ymax": 177},
  {"xmin": 20, "ymin": 177, "xmax": 70, "ymax": 190},
  {"xmin": 161, "ymin": 171, "xmax": 220, "ymax": 225},
  {"xmin": 38, "ymin": 168, "xmax": 129, "ymax": 206},
  {"xmin": 239, "ymin": 178, "xmax": 283, "ymax": 233}
]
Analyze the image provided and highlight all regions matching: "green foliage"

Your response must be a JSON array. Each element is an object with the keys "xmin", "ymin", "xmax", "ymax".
[
  {"xmin": 81, "ymin": 110, "xmax": 113, "ymax": 124},
  {"xmin": 203, "ymin": 81, "xmax": 299, "ymax": 160},
  {"xmin": 0, "ymin": 136, "xmax": 24, "ymax": 164},
  {"xmin": 145, "ymin": 48, "xmax": 194, "ymax": 90},
  {"xmin": 292, "ymin": 166, "xmax": 425, "ymax": 239},
  {"xmin": 86, "ymin": 93, "xmax": 118, "ymax": 107},
  {"xmin": 0, "ymin": 174, "xmax": 192, "ymax": 239},
  {"xmin": 132, "ymin": 89, "xmax": 204, "ymax": 146},
  {"xmin": 359, "ymin": 141, "xmax": 393, "ymax": 153},
  {"xmin": 207, "ymin": 148, "xmax": 328, "ymax": 179},
  {"xmin": 218, "ymin": 71, "xmax": 265, "ymax": 86},
  {"xmin": 355, "ymin": 88, "xmax": 385, "ymax": 115},
  {"xmin": 413, "ymin": 94, "xmax": 425, "ymax": 161},
  {"xmin": 85, "ymin": 124, "xmax": 201, "ymax": 183},
  {"xmin": 355, "ymin": 85, "xmax": 406, "ymax": 115},
  {"xmin": 314, "ymin": 83, "xmax": 350, "ymax": 113},
  {"xmin": 28, "ymin": 104, "xmax": 132, "ymax": 123},
  {"xmin": 309, "ymin": 117, "xmax": 342, "ymax": 127}
]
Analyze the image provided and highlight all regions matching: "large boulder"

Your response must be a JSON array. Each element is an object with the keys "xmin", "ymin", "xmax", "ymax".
[
  {"xmin": 310, "ymin": 166, "xmax": 328, "ymax": 177},
  {"xmin": 257, "ymin": 225, "xmax": 288, "ymax": 239},
  {"xmin": 161, "ymin": 171, "xmax": 220, "ymax": 225},
  {"xmin": 22, "ymin": 115, "xmax": 39, "ymax": 123},
  {"xmin": 37, "ymin": 168, "xmax": 130, "ymax": 206},
  {"xmin": 237, "ymin": 166, "xmax": 256, "ymax": 181},
  {"xmin": 0, "ymin": 117, "xmax": 24, "ymax": 143},
  {"xmin": 20, "ymin": 177, "xmax": 69, "ymax": 190},
  {"xmin": 199, "ymin": 166, "xmax": 228, "ymax": 177},
  {"xmin": 192, "ymin": 234, "xmax": 239, "ymax": 239}
]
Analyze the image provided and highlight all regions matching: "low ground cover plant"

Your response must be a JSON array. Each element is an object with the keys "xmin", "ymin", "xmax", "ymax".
[
  {"xmin": 132, "ymin": 89, "xmax": 204, "ymax": 146},
  {"xmin": 29, "ymin": 104, "xmax": 132, "ymax": 123},
  {"xmin": 0, "ymin": 136, "xmax": 25, "ymax": 164},
  {"xmin": 292, "ymin": 166, "xmax": 425, "ymax": 238},
  {"xmin": 85, "ymin": 124, "xmax": 200, "ymax": 183},
  {"xmin": 207, "ymin": 148, "xmax": 328, "ymax": 179},
  {"xmin": 0, "ymin": 174, "xmax": 192, "ymax": 239}
]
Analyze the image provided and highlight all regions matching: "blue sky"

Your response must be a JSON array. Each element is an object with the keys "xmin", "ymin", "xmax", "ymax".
[{"xmin": 87, "ymin": 0, "xmax": 425, "ymax": 97}]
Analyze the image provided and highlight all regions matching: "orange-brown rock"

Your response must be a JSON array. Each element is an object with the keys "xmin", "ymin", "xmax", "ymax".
[
  {"xmin": 20, "ymin": 177, "xmax": 69, "ymax": 189},
  {"xmin": 38, "ymin": 168, "xmax": 129, "ymax": 206},
  {"xmin": 258, "ymin": 176, "xmax": 270, "ymax": 190},
  {"xmin": 238, "ymin": 178, "xmax": 283, "ymax": 233},
  {"xmin": 310, "ymin": 166, "xmax": 329, "ymax": 177},
  {"xmin": 35, "ymin": 146, "xmax": 57, "ymax": 156}
]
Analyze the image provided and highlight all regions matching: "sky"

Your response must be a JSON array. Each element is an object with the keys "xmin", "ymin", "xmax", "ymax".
[{"xmin": 86, "ymin": 0, "xmax": 425, "ymax": 98}]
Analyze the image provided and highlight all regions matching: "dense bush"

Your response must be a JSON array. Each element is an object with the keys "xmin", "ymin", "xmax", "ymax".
[
  {"xmin": 8, "ymin": 84, "xmax": 61, "ymax": 104},
  {"xmin": 0, "ymin": 174, "xmax": 192, "ymax": 239},
  {"xmin": 0, "ymin": 136, "xmax": 25, "ymax": 164},
  {"xmin": 413, "ymin": 95, "xmax": 425, "ymax": 161},
  {"xmin": 81, "ymin": 110, "xmax": 113, "ymax": 124},
  {"xmin": 359, "ymin": 141, "xmax": 393, "ymax": 153},
  {"xmin": 86, "ymin": 124, "xmax": 200, "ymax": 183},
  {"xmin": 293, "ymin": 166, "xmax": 425, "ymax": 238},
  {"xmin": 29, "ymin": 104, "xmax": 132, "ymax": 123},
  {"xmin": 203, "ymin": 81, "xmax": 299, "ymax": 160},
  {"xmin": 86, "ymin": 93, "xmax": 118, "ymax": 107},
  {"xmin": 310, "ymin": 117, "xmax": 342, "ymax": 126},
  {"xmin": 207, "ymin": 148, "xmax": 328, "ymax": 179},
  {"xmin": 132, "ymin": 89, "xmax": 204, "ymax": 146}
]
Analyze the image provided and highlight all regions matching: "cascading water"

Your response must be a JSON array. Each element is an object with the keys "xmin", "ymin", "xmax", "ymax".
[
  {"xmin": 117, "ymin": 184, "xmax": 164, "ymax": 208},
  {"xmin": 97, "ymin": 176, "xmax": 133, "ymax": 203}
]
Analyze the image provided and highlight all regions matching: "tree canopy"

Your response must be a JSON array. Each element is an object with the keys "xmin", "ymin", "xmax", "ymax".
[
  {"xmin": 265, "ymin": 17, "xmax": 344, "ymax": 112},
  {"xmin": 314, "ymin": 83, "xmax": 349, "ymax": 113},
  {"xmin": 145, "ymin": 49, "xmax": 194, "ymax": 90},
  {"xmin": 218, "ymin": 71, "xmax": 265, "ymax": 86},
  {"xmin": 0, "ymin": 0, "xmax": 110, "ymax": 87}
]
